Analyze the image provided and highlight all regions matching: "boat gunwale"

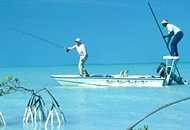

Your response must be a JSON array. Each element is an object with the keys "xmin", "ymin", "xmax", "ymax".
[{"xmin": 51, "ymin": 75, "xmax": 165, "ymax": 81}]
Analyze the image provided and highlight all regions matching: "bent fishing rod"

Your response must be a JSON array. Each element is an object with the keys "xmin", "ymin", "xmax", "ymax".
[
  {"xmin": 127, "ymin": 96, "xmax": 190, "ymax": 130},
  {"xmin": 145, "ymin": 0, "xmax": 181, "ymax": 77},
  {"xmin": 9, "ymin": 28, "xmax": 65, "ymax": 49}
]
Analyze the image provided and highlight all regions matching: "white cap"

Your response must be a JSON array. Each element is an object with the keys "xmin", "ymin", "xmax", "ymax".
[
  {"xmin": 75, "ymin": 38, "xmax": 81, "ymax": 42},
  {"xmin": 161, "ymin": 19, "xmax": 168, "ymax": 24}
]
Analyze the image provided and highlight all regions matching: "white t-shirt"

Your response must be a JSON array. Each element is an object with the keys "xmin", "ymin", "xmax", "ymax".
[
  {"xmin": 166, "ymin": 23, "xmax": 181, "ymax": 35},
  {"xmin": 68, "ymin": 43, "xmax": 87, "ymax": 59}
]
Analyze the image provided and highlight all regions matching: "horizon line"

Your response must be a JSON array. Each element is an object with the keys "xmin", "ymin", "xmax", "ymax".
[{"xmin": 1, "ymin": 61, "xmax": 190, "ymax": 68}]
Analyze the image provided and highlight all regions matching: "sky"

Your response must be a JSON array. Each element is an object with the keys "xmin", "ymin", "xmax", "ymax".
[{"xmin": 0, "ymin": 0, "xmax": 190, "ymax": 67}]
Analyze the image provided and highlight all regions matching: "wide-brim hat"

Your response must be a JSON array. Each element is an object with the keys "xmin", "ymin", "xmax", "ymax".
[
  {"xmin": 75, "ymin": 38, "xmax": 81, "ymax": 43},
  {"xmin": 161, "ymin": 19, "xmax": 169, "ymax": 24}
]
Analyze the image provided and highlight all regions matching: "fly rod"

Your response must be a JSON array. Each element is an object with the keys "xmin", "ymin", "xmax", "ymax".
[
  {"xmin": 127, "ymin": 96, "xmax": 190, "ymax": 130},
  {"xmin": 145, "ymin": 0, "xmax": 181, "ymax": 77},
  {"xmin": 9, "ymin": 28, "xmax": 65, "ymax": 49}
]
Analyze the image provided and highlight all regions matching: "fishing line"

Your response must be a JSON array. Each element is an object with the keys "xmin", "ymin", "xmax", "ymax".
[{"xmin": 9, "ymin": 28, "xmax": 65, "ymax": 49}]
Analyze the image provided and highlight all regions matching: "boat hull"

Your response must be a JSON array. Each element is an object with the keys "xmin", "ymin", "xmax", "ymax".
[{"xmin": 51, "ymin": 75, "xmax": 165, "ymax": 87}]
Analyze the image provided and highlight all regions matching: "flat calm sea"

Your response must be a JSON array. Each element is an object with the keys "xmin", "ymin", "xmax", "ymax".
[{"xmin": 0, "ymin": 63, "xmax": 190, "ymax": 130}]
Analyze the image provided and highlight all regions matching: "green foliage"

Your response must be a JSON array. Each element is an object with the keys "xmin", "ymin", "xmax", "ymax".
[
  {"xmin": 0, "ymin": 76, "xmax": 19, "ymax": 96},
  {"xmin": 0, "ymin": 76, "xmax": 66, "ymax": 128},
  {"xmin": 137, "ymin": 125, "xmax": 149, "ymax": 130}
]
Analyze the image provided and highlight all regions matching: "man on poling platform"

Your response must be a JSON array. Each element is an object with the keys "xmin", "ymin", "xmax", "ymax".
[
  {"xmin": 66, "ymin": 38, "xmax": 89, "ymax": 77},
  {"xmin": 161, "ymin": 19, "xmax": 184, "ymax": 56}
]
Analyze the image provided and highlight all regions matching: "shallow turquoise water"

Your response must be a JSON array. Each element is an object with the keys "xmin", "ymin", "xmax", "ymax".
[{"xmin": 0, "ymin": 63, "xmax": 190, "ymax": 130}]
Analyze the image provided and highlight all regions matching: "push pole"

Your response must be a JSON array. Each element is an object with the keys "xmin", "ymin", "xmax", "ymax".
[{"xmin": 145, "ymin": 0, "xmax": 181, "ymax": 77}]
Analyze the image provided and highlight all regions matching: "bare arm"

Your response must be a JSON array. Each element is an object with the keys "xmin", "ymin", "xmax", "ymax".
[{"xmin": 65, "ymin": 45, "xmax": 76, "ymax": 52}]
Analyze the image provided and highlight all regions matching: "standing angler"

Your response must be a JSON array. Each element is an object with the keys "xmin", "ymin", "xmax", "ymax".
[
  {"xmin": 66, "ymin": 38, "xmax": 89, "ymax": 77},
  {"xmin": 161, "ymin": 19, "xmax": 184, "ymax": 56}
]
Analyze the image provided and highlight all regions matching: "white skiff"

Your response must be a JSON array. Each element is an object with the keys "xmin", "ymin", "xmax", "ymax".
[
  {"xmin": 51, "ymin": 74, "xmax": 165, "ymax": 87},
  {"xmin": 51, "ymin": 56, "xmax": 187, "ymax": 87}
]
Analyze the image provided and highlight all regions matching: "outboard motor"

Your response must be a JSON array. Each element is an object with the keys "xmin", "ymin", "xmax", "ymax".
[{"xmin": 156, "ymin": 62, "xmax": 185, "ymax": 85}]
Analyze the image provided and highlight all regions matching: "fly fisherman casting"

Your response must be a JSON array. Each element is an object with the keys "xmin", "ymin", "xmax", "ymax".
[{"xmin": 66, "ymin": 38, "xmax": 89, "ymax": 77}]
